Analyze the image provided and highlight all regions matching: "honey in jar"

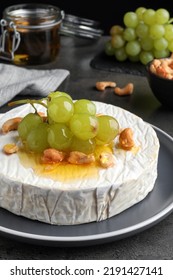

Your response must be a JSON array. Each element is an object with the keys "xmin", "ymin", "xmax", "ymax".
[{"xmin": 1, "ymin": 3, "xmax": 64, "ymax": 65}]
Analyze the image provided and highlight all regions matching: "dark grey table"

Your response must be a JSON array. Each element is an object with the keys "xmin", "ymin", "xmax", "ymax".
[{"xmin": 0, "ymin": 36, "xmax": 173, "ymax": 260}]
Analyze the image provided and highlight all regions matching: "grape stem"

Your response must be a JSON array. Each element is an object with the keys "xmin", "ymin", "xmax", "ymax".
[
  {"xmin": 8, "ymin": 98, "xmax": 48, "ymax": 111},
  {"xmin": 168, "ymin": 18, "xmax": 173, "ymax": 24}
]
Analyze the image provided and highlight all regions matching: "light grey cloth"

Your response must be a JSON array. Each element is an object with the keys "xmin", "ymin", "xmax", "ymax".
[{"xmin": 0, "ymin": 64, "xmax": 70, "ymax": 107}]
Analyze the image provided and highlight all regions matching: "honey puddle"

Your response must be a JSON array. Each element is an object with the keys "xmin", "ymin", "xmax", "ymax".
[{"xmin": 17, "ymin": 145, "xmax": 113, "ymax": 182}]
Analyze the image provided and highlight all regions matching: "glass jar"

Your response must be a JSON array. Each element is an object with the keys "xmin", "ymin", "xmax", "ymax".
[
  {"xmin": 0, "ymin": 3, "xmax": 64, "ymax": 65},
  {"xmin": 60, "ymin": 14, "xmax": 103, "ymax": 40}
]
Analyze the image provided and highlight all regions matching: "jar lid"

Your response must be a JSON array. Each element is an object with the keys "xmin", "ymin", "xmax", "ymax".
[
  {"xmin": 60, "ymin": 14, "xmax": 103, "ymax": 40},
  {"xmin": 3, "ymin": 3, "xmax": 64, "ymax": 28},
  {"xmin": 2, "ymin": 4, "xmax": 103, "ymax": 39}
]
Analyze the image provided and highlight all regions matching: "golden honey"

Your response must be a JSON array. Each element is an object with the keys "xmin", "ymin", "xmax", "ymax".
[
  {"xmin": 17, "ymin": 144, "xmax": 113, "ymax": 182},
  {"xmin": 2, "ymin": 4, "xmax": 64, "ymax": 65}
]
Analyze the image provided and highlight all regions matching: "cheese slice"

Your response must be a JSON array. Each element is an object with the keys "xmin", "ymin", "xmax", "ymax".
[{"xmin": 0, "ymin": 102, "xmax": 160, "ymax": 225}]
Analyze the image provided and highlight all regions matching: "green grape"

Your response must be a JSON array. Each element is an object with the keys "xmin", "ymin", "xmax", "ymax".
[
  {"xmin": 149, "ymin": 24, "xmax": 165, "ymax": 40},
  {"xmin": 123, "ymin": 12, "xmax": 138, "ymax": 28},
  {"xmin": 74, "ymin": 99, "xmax": 96, "ymax": 115},
  {"xmin": 48, "ymin": 123, "xmax": 72, "ymax": 151},
  {"xmin": 142, "ymin": 9, "xmax": 156, "ymax": 25},
  {"xmin": 164, "ymin": 24, "xmax": 173, "ymax": 41},
  {"xmin": 110, "ymin": 25, "xmax": 124, "ymax": 35},
  {"xmin": 153, "ymin": 49, "xmax": 170, "ymax": 59},
  {"xmin": 123, "ymin": 27, "xmax": 136, "ymax": 41},
  {"xmin": 168, "ymin": 41, "xmax": 173, "ymax": 52},
  {"xmin": 48, "ymin": 91, "xmax": 72, "ymax": 101},
  {"xmin": 140, "ymin": 37, "xmax": 154, "ymax": 51},
  {"xmin": 70, "ymin": 113, "xmax": 99, "ymax": 140},
  {"xmin": 18, "ymin": 113, "xmax": 43, "ymax": 141},
  {"xmin": 47, "ymin": 96, "xmax": 74, "ymax": 123},
  {"xmin": 155, "ymin": 8, "xmax": 170, "ymax": 24},
  {"xmin": 95, "ymin": 115, "xmax": 119, "ymax": 145},
  {"xmin": 154, "ymin": 38, "xmax": 168, "ymax": 51},
  {"xmin": 26, "ymin": 123, "xmax": 49, "ymax": 153},
  {"xmin": 70, "ymin": 137, "xmax": 96, "ymax": 154},
  {"xmin": 125, "ymin": 40, "xmax": 141, "ymax": 56},
  {"xmin": 139, "ymin": 51, "xmax": 154, "ymax": 65},
  {"xmin": 105, "ymin": 40, "xmax": 115, "ymax": 56},
  {"xmin": 111, "ymin": 34, "xmax": 125, "ymax": 49},
  {"xmin": 128, "ymin": 54, "xmax": 140, "ymax": 62},
  {"xmin": 135, "ymin": 23, "xmax": 149, "ymax": 39},
  {"xmin": 105, "ymin": 7, "xmax": 172, "ymax": 64},
  {"xmin": 115, "ymin": 47, "xmax": 128, "ymax": 61},
  {"xmin": 135, "ymin": 7, "xmax": 146, "ymax": 21}
]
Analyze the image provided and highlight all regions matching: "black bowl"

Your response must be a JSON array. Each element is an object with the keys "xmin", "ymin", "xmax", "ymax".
[{"xmin": 146, "ymin": 60, "xmax": 173, "ymax": 109}]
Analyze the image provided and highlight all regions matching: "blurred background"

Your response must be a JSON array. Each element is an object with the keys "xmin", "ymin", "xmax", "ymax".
[{"xmin": 0, "ymin": 0, "xmax": 172, "ymax": 34}]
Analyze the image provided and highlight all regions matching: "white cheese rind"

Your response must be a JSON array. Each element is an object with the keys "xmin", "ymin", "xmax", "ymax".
[{"xmin": 0, "ymin": 102, "xmax": 160, "ymax": 225}]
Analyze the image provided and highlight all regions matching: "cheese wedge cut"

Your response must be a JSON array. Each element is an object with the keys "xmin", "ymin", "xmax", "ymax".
[{"xmin": 0, "ymin": 102, "xmax": 160, "ymax": 225}]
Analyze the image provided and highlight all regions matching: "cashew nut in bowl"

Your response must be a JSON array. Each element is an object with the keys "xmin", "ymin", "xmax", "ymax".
[{"xmin": 149, "ymin": 58, "xmax": 173, "ymax": 80}]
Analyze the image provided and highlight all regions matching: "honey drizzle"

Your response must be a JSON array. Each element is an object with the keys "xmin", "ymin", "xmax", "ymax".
[{"xmin": 17, "ymin": 144, "xmax": 113, "ymax": 182}]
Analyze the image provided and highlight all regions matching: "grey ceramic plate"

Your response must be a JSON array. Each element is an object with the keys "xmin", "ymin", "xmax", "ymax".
[{"xmin": 0, "ymin": 126, "xmax": 173, "ymax": 247}]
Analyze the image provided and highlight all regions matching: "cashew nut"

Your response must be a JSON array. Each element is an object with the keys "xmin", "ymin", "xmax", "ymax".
[
  {"xmin": 37, "ymin": 112, "xmax": 47, "ymax": 122},
  {"xmin": 41, "ymin": 148, "xmax": 65, "ymax": 164},
  {"xmin": 37, "ymin": 111, "xmax": 47, "ymax": 122},
  {"xmin": 1, "ymin": 117, "xmax": 22, "ymax": 133},
  {"xmin": 99, "ymin": 152, "xmax": 115, "ymax": 168},
  {"xmin": 150, "ymin": 58, "xmax": 173, "ymax": 80},
  {"xmin": 67, "ymin": 151, "xmax": 95, "ymax": 165},
  {"xmin": 119, "ymin": 128, "xmax": 134, "ymax": 150},
  {"xmin": 96, "ymin": 81, "xmax": 116, "ymax": 91},
  {"xmin": 114, "ymin": 83, "xmax": 134, "ymax": 96},
  {"xmin": 3, "ymin": 143, "xmax": 19, "ymax": 154}
]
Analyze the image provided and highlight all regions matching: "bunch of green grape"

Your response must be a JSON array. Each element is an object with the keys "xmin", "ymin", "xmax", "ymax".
[
  {"xmin": 17, "ymin": 92, "xmax": 119, "ymax": 154},
  {"xmin": 105, "ymin": 7, "xmax": 173, "ymax": 64}
]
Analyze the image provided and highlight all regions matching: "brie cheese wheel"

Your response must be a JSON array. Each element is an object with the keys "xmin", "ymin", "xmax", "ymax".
[{"xmin": 0, "ymin": 102, "xmax": 160, "ymax": 225}]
